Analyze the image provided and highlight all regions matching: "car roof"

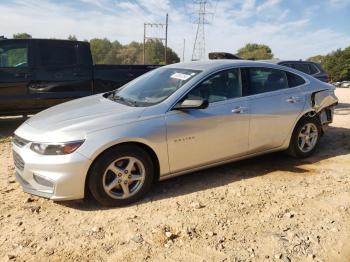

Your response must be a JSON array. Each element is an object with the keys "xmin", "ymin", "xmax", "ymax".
[
  {"xmin": 0, "ymin": 38, "xmax": 88, "ymax": 45},
  {"xmin": 166, "ymin": 59, "xmax": 291, "ymax": 72},
  {"xmin": 262, "ymin": 59, "xmax": 319, "ymax": 65}
]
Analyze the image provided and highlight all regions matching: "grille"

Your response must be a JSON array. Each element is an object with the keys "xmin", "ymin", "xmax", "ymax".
[
  {"xmin": 13, "ymin": 135, "xmax": 30, "ymax": 148},
  {"xmin": 13, "ymin": 151, "xmax": 25, "ymax": 171}
]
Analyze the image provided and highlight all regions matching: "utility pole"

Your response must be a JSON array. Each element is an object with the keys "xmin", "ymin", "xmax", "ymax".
[
  {"xmin": 192, "ymin": 0, "xmax": 211, "ymax": 61},
  {"xmin": 182, "ymin": 39, "xmax": 186, "ymax": 62},
  {"xmin": 165, "ymin": 13, "xmax": 168, "ymax": 65},
  {"xmin": 143, "ymin": 14, "xmax": 168, "ymax": 65},
  {"xmin": 143, "ymin": 23, "xmax": 146, "ymax": 64}
]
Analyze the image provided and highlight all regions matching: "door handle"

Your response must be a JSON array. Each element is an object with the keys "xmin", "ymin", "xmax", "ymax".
[
  {"xmin": 14, "ymin": 73, "xmax": 32, "ymax": 78},
  {"xmin": 14, "ymin": 73, "xmax": 26, "ymax": 78},
  {"xmin": 232, "ymin": 106, "xmax": 247, "ymax": 114}
]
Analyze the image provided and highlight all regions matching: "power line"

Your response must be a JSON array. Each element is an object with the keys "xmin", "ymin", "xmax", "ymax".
[{"xmin": 191, "ymin": 0, "xmax": 212, "ymax": 61}]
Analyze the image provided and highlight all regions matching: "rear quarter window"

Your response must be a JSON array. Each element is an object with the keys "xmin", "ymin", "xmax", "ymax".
[{"xmin": 286, "ymin": 72, "xmax": 306, "ymax": 87}]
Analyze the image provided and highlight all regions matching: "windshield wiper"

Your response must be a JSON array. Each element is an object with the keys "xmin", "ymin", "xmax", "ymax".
[{"xmin": 109, "ymin": 93, "xmax": 139, "ymax": 107}]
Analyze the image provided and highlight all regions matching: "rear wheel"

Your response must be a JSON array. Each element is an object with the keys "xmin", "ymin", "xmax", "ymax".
[
  {"xmin": 288, "ymin": 117, "xmax": 321, "ymax": 158},
  {"xmin": 88, "ymin": 145, "xmax": 154, "ymax": 206}
]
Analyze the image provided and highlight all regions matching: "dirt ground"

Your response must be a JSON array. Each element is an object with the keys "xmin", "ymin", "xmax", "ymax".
[{"xmin": 1, "ymin": 89, "xmax": 350, "ymax": 262}]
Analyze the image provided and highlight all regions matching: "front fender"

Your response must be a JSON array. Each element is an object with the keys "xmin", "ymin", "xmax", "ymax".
[{"xmin": 76, "ymin": 117, "xmax": 170, "ymax": 176}]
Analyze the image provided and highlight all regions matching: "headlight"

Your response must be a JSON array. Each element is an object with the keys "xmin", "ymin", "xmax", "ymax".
[{"xmin": 30, "ymin": 140, "xmax": 84, "ymax": 155}]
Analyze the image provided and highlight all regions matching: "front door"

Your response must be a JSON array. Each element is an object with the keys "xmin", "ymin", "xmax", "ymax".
[
  {"xmin": 0, "ymin": 40, "xmax": 34, "ymax": 113},
  {"xmin": 166, "ymin": 68, "xmax": 250, "ymax": 173}
]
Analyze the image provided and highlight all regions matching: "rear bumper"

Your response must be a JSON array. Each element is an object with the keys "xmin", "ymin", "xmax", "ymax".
[{"xmin": 319, "ymin": 105, "xmax": 335, "ymax": 125}]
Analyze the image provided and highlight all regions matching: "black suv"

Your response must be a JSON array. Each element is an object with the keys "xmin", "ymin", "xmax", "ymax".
[{"xmin": 275, "ymin": 60, "xmax": 329, "ymax": 82}]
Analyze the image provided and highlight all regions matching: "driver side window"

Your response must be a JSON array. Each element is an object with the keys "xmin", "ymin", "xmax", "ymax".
[
  {"xmin": 186, "ymin": 68, "xmax": 242, "ymax": 103},
  {"xmin": 0, "ymin": 43, "xmax": 28, "ymax": 68}
]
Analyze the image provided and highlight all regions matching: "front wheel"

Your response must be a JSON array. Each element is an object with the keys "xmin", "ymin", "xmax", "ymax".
[
  {"xmin": 287, "ymin": 117, "xmax": 322, "ymax": 158},
  {"xmin": 88, "ymin": 145, "xmax": 154, "ymax": 206}
]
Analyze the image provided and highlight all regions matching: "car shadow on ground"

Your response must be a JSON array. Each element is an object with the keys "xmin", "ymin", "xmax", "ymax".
[{"xmin": 61, "ymin": 124, "xmax": 350, "ymax": 211}]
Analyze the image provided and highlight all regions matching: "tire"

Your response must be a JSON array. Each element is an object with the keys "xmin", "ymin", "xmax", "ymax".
[
  {"xmin": 88, "ymin": 145, "xmax": 154, "ymax": 206},
  {"xmin": 287, "ymin": 116, "xmax": 322, "ymax": 158}
]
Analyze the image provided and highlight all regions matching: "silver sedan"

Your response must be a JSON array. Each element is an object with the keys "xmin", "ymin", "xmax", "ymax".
[{"xmin": 13, "ymin": 60, "xmax": 338, "ymax": 206}]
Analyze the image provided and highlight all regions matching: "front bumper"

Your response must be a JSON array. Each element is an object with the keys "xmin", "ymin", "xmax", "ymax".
[{"xmin": 12, "ymin": 142, "xmax": 92, "ymax": 201}]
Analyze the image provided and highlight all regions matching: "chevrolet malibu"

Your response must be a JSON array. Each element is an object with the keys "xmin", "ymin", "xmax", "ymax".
[{"xmin": 13, "ymin": 60, "xmax": 338, "ymax": 206}]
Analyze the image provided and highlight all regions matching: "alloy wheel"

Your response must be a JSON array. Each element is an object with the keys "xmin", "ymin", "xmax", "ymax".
[
  {"xmin": 297, "ymin": 123, "xmax": 318, "ymax": 153},
  {"xmin": 102, "ymin": 156, "xmax": 146, "ymax": 199}
]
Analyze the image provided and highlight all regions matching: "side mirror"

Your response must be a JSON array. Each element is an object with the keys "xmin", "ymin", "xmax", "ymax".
[{"xmin": 174, "ymin": 99, "xmax": 209, "ymax": 110}]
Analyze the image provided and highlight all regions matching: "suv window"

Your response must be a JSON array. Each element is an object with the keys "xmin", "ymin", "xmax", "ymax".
[
  {"xmin": 292, "ymin": 63, "xmax": 310, "ymax": 74},
  {"xmin": 286, "ymin": 72, "xmax": 306, "ymax": 87},
  {"xmin": 37, "ymin": 42, "xmax": 77, "ymax": 66},
  {"xmin": 247, "ymin": 67, "xmax": 288, "ymax": 95},
  {"xmin": 0, "ymin": 42, "xmax": 28, "ymax": 68},
  {"xmin": 309, "ymin": 64, "xmax": 319, "ymax": 74},
  {"xmin": 186, "ymin": 68, "xmax": 242, "ymax": 103},
  {"xmin": 280, "ymin": 63, "xmax": 292, "ymax": 68}
]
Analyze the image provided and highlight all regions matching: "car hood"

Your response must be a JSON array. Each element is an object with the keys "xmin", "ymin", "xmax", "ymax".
[{"xmin": 16, "ymin": 94, "xmax": 145, "ymax": 142}]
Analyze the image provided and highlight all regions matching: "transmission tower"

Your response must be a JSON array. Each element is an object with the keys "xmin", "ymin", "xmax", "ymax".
[{"xmin": 192, "ymin": 0, "xmax": 211, "ymax": 61}]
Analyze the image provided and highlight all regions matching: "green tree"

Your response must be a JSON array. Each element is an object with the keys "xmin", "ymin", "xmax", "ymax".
[
  {"xmin": 13, "ymin": 33, "xmax": 32, "ymax": 39},
  {"xmin": 89, "ymin": 38, "xmax": 180, "ymax": 65},
  {"xmin": 118, "ymin": 42, "xmax": 143, "ymax": 64},
  {"xmin": 165, "ymin": 46, "xmax": 180, "ymax": 64},
  {"xmin": 307, "ymin": 55, "xmax": 325, "ymax": 64},
  {"xmin": 89, "ymin": 38, "xmax": 113, "ymax": 64},
  {"xmin": 321, "ymin": 47, "xmax": 350, "ymax": 82},
  {"xmin": 144, "ymin": 39, "xmax": 180, "ymax": 64},
  {"xmin": 68, "ymin": 35, "xmax": 78, "ymax": 41},
  {"xmin": 103, "ymin": 40, "xmax": 123, "ymax": 64},
  {"xmin": 237, "ymin": 43, "xmax": 273, "ymax": 60}
]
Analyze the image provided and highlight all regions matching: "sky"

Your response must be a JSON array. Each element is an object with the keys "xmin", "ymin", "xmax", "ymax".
[{"xmin": 0, "ymin": 0, "xmax": 349, "ymax": 61}]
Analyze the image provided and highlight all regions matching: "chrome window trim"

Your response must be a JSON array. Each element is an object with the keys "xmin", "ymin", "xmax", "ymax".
[{"xmin": 167, "ymin": 64, "xmax": 309, "ymax": 112}]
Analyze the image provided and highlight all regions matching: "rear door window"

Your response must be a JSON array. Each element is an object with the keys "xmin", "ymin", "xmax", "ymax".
[
  {"xmin": 37, "ymin": 42, "xmax": 77, "ymax": 67},
  {"xmin": 246, "ymin": 67, "xmax": 288, "ymax": 95},
  {"xmin": 0, "ymin": 42, "xmax": 28, "ymax": 68},
  {"xmin": 292, "ymin": 63, "xmax": 310, "ymax": 74}
]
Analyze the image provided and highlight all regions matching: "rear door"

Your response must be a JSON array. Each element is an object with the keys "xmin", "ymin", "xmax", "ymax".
[
  {"xmin": 30, "ymin": 40, "xmax": 92, "ymax": 109},
  {"xmin": 243, "ymin": 67, "xmax": 306, "ymax": 153},
  {"xmin": 0, "ymin": 40, "xmax": 34, "ymax": 113}
]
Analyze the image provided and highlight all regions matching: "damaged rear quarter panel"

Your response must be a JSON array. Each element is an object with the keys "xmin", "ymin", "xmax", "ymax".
[{"xmin": 312, "ymin": 88, "xmax": 338, "ymax": 113}]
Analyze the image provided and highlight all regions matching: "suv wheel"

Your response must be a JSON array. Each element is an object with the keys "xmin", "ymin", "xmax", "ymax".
[{"xmin": 88, "ymin": 145, "xmax": 154, "ymax": 206}]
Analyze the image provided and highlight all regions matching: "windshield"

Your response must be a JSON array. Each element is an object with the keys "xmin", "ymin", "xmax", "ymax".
[{"xmin": 107, "ymin": 67, "xmax": 201, "ymax": 107}]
